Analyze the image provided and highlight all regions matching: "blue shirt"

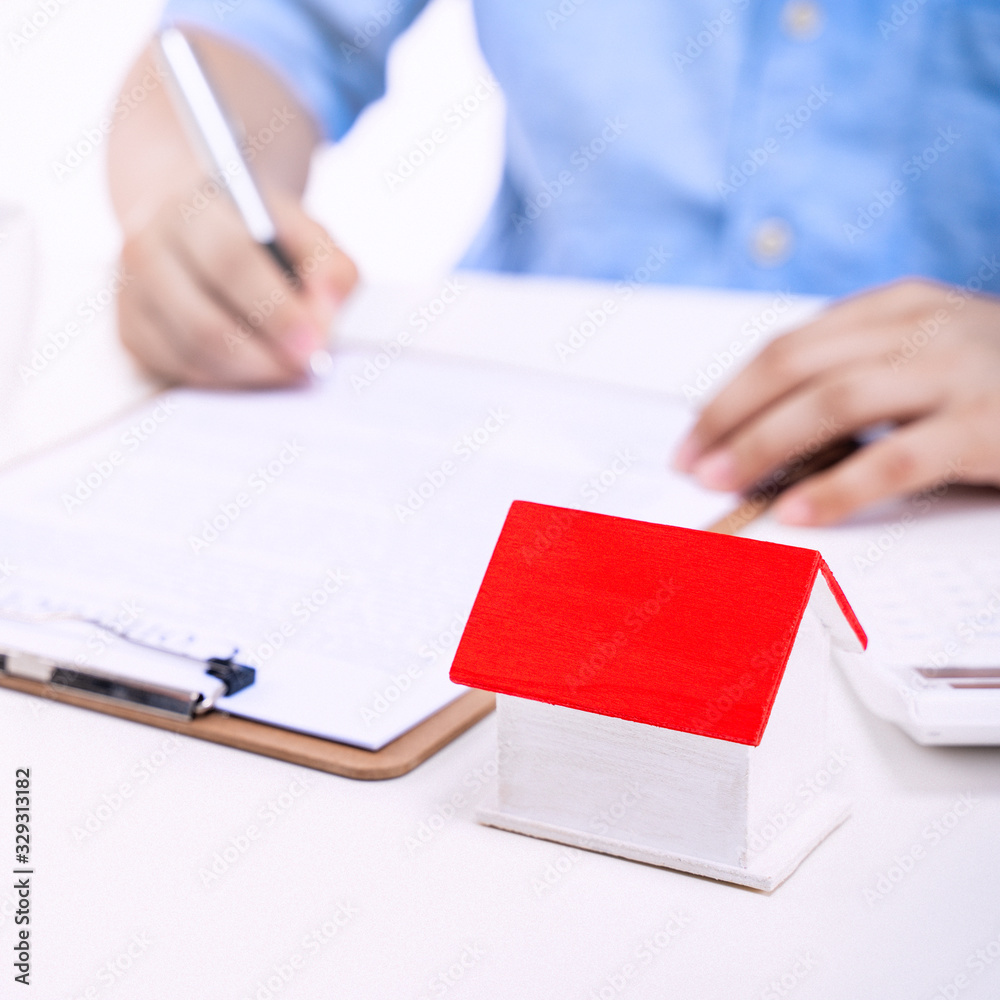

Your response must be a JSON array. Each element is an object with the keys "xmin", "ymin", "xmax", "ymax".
[{"xmin": 163, "ymin": 0, "xmax": 1000, "ymax": 297}]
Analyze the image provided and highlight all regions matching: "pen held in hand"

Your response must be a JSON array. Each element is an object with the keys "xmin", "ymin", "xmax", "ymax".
[
  {"xmin": 158, "ymin": 26, "xmax": 300, "ymax": 289},
  {"xmin": 708, "ymin": 437, "xmax": 862, "ymax": 535}
]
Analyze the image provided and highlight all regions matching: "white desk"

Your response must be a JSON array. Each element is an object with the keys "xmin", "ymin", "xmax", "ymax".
[{"xmin": 2, "ymin": 272, "xmax": 1000, "ymax": 1000}]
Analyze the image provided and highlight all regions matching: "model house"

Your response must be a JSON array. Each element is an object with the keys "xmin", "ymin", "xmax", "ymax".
[{"xmin": 450, "ymin": 501, "xmax": 867, "ymax": 890}]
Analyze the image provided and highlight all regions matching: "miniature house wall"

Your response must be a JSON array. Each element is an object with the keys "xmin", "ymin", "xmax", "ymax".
[
  {"xmin": 491, "ymin": 579, "xmax": 846, "ymax": 885},
  {"xmin": 451, "ymin": 501, "xmax": 867, "ymax": 890}
]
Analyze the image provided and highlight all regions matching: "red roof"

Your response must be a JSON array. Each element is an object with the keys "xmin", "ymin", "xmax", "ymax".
[{"xmin": 450, "ymin": 501, "xmax": 866, "ymax": 746}]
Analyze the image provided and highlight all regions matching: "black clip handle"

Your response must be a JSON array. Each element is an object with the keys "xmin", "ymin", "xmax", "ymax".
[{"xmin": 206, "ymin": 657, "xmax": 256, "ymax": 695}]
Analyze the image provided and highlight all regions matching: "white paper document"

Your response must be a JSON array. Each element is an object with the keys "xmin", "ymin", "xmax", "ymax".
[{"xmin": 0, "ymin": 348, "xmax": 734, "ymax": 749}]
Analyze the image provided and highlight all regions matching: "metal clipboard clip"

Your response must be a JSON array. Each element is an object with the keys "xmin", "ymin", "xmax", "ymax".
[{"xmin": 0, "ymin": 612, "xmax": 255, "ymax": 720}]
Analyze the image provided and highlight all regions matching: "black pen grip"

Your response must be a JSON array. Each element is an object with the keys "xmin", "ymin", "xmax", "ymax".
[{"xmin": 265, "ymin": 239, "xmax": 300, "ymax": 288}]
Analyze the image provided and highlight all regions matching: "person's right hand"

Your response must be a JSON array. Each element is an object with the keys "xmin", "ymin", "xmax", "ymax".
[
  {"xmin": 118, "ymin": 179, "xmax": 357, "ymax": 388},
  {"xmin": 108, "ymin": 30, "xmax": 357, "ymax": 388}
]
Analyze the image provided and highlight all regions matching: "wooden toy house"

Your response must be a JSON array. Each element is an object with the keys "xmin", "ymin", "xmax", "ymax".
[{"xmin": 450, "ymin": 501, "xmax": 867, "ymax": 890}]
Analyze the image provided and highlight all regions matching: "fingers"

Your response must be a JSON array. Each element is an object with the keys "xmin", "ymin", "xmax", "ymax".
[
  {"xmin": 119, "ymin": 292, "xmax": 200, "ymax": 386},
  {"xmin": 678, "ymin": 322, "xmax": 909, "ymax": 470},
  {"xmin": 771, "ymin": 415, "xmax": 969, "ymax": 526},
  {"xmin": 270, "ymin": 195, "xmax": 359, "ymax": 329},
  {"xmin": 689, "ymin": 361, "xmax": 945, "ymax": 492},
  {"xmin": 117, "ymin": 178, "xmax": 359, "ymax": 388},
  {"xmin": 120, "ymin": 225, "xmax": 302, "ymax": 388},
  {"xmin": 674, "ymin": 279, "xmax": 948, "ymax": 470},
  {"xmin": 143, "ymin": 248, "xmax": 302, "ymax": 387},
  {"xmin": 171, "ymin": 196, "xmax": 325, "ymax": 368}
]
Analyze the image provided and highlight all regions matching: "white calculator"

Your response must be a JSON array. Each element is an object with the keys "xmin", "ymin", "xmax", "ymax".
[{"xmin": 838, "ymin": 549, "xmax": 1000, "ymax": 746}]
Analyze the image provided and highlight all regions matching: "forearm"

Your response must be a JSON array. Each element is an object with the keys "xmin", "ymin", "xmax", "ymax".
[{"xmin": 108, "ymin": 28, "xmax": 318, "ymax": 235}]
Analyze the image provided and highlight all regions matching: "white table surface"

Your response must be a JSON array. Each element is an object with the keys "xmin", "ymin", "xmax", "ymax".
[{"xmin": 3, "ymin": 2, "xmax": 999, "ymax": 997}]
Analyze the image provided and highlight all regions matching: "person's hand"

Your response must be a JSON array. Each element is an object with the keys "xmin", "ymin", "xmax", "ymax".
[
  {"xmin": 108, "ymin": 31, "xmax": 357, "ymax": 388},
  {"xmin": 118, "ymin": 181, "xmax": 357, "ymax": 388},
  {"xmin": 674, "ymin": 278, "xmax": 1000, "ymax": 525}
]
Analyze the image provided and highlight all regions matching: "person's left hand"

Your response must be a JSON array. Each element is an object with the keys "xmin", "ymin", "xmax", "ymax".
[{"xmin": 673, "ymin": 278, "xmax": 1000, "ymax": 525}]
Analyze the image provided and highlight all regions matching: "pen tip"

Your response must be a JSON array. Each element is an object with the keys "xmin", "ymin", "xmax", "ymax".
[{"xmin": 308, "ymin": 349, "xmax": 334, "ymax": 379}]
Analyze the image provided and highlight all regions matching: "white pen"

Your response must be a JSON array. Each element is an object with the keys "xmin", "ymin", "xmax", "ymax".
[{"xmin": 158, "ymin": 26, "xmax": 333, "ymax": 377}]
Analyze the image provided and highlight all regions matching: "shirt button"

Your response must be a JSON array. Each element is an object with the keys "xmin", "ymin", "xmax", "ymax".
[
  {"xmin": 781, "ymin": 0, "xmax": 824, "ymax": 41},
  {"xmin": 750, "ymin": 218, "xmax": 794, "ymax": 266}
]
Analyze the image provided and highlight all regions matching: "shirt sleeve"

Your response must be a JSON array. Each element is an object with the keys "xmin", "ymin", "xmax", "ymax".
[{"xmin": 161, "ymin": 0, "xmax": 431, "ymax": 141}]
